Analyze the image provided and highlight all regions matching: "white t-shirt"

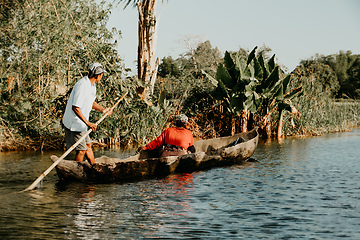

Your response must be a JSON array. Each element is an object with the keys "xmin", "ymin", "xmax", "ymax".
[{"xmin": 62, "ymin": 76, "xmax": 96, "ymax": 132}]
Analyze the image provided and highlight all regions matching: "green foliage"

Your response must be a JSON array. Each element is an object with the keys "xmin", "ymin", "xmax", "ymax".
[
  {"xmin": 347, "ymin": 57, "xmax": 360, "ymax": 97},
  {"xmin": 158, "ymin": 56, "xmax": 180, "ymax": 78},
  {"xmin": 90, "ymin": 76, "xmax": 173, "ymax": 147},
  {"xmin": 295, "ymin": 59, "xmax": 339, "ymax": 97},
  {"xmin": 0, "ymin": 0, "xmax": 124, "ymax": 149},
  {"xmin": 0, "ymin": 0, "xmax": 25, "ymax": 22},
  {"xmin": 323, "ymin": 51, "xmax": 356, "ymax": 98},
  {"xmin": 177, "ymin": 40, "xmax": 222, "ymax": 78},
  {"xmin": 1, "ymin": 0, "xmax": 359, "ymax": 150},
  {"xmin": 287, "ymin": 51, "xmax": 360, "ymax": 136},
  {"xmin": 213, "ymin": 48, "xmax": 279, "ymax": 115},
  {"xmin": 155, "ymin": 40, "xmax": 221, "ymax": 109},
  {"xmin": 182, "ymin": 86, "xmax": 231, "ymax": 138},
  {"xmin": 117, "ymin": 97, "xmax": 173, "ymax": 146},
  {"xmin": 202, "ymin": 46, "xmax": 302, "ymax": 136},
  {"xmin": 297, "ymin": 51, "xmax": 360, "ymax": 99}
]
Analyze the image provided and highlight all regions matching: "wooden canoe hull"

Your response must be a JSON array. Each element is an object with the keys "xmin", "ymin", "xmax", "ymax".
[{"xmin": 51, "ymin": 127, "xmax": 259, "ymax": 183}]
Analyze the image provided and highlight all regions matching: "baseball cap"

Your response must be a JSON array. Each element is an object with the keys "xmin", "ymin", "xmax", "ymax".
[
  {"xmin": 175, "ymin": 114, "xmax": 188, "ymax": 123},
  {"xmin": 89, "ymin": 62, "xmax": 106, "ymax": 75}
]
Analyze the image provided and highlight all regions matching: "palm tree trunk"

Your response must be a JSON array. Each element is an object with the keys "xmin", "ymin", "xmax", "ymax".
[{"xmin": 136, "ymin": 0, "xmax": 159, "ymax": 104}]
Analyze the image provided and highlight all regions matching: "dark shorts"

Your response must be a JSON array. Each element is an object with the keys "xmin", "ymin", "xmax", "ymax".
[{"xmin": 64, "ymin": 127, "xmax": 91, "ymax": 151}]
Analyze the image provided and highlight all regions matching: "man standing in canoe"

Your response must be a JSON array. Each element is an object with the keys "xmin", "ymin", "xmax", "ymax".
[{"xmin": 62, "ymin": 62, "xmax": 112, "ymax": 164}]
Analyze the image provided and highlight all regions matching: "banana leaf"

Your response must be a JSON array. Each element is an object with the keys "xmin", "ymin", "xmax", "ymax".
[
  {"xmin": 244, "ymin": 64, "xmax": 254, "ymax": 80},
  {"xmin": 284, "ymin": 86, "xmax": 303, "ymax": 100},
  {"xmin": 282, "ymin": 75, "xmax": 291, "ymax": 92},
  {"xmin": 230, "ymin": 96, "xmax": 244, "ymax": 113},
  {"xmin": 243, "ymin": 94, "xmax": 258, "ymax": 113},
  {"xmin": 234, "ymin": 54, "xmax": 247, "ymax": 80},
  {"xmin": 201, "ymin": 70, "xmax": 218, "ymax": 86},
  {"xmin": 158, "ymin": 91, "xmax": 167, "ymax": 108},
  {"xmin": 258, "ymin": 54, "xmax": 269, "ymax": 81},
  {"xmin": 278, "ymin": 102, "xmax": 292, "ymax": 112},
  {"xmin": 247, "ymin": 46, "xmax": 258, "ymax": 65},
  {"xmin": 244, "ymin": 81, "xmax": 258, "ymax": 97},
  {"xmin": 268, "ymin": 54, "xmax": 276, "ymax": 72},
  {"xmin": 263, "ymin": 78, "xmax": 283, "ymax": 100},
  {"xmin": 217, "ymin": 80, "xmax": 231, "ymax": 104},
  {"xmin": 262, "ymin": 66, "xmax": 279, "ymax": 91},
  {"xmin": 223, "ymin": 51, "xmax": 238, "ymax": 80},
  {"xmin": 253, "ymin": 57, "xmax": 263, "ymax": 80},
  {"xmin": 216, "ymin": 64, "xmax": 234, "ymax": 89}
]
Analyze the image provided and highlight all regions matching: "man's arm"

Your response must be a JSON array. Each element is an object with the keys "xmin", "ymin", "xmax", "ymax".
[
  {"xmin": 92, "ymin": 102, "xmax": 112, "ymax": 115},
  {"xmin": 72, "ymin": 106, "xmax": 98, "ymax": 131}
]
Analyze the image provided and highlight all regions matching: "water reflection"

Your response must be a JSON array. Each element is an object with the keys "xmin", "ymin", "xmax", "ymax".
[
  {"xmin": 70, "ymin": 185, "xmax": 102, "ymax": 240},
  {"xmin": 161, "ymin": 173, "xmax": 194, "ymax": 213}
]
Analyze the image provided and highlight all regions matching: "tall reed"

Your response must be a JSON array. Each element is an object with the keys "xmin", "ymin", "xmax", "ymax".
[{"xmin": 285, "ymin": 97, "xmax": 360, "ymax": 136}]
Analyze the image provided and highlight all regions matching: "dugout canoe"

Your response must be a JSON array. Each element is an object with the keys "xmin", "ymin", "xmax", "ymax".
[{"xmin": 50, "ymin": 126, "xmax": 259, "ymax": 183}]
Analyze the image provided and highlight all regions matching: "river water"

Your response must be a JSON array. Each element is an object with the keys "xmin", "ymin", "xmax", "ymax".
[{"xmin": 0, "ymin": 129, "xmax": 359, "ymax": 239}]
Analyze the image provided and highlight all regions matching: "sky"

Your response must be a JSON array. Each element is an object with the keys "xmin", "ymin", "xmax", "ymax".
[{"xmin": 106, "ymin": 0, "xmax": 360, "ymax": 73}]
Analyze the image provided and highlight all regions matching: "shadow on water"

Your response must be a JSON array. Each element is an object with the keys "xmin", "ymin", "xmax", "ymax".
[{"xmin": 1, "ymin": 129, "xmax": 360, "ymax": 239}]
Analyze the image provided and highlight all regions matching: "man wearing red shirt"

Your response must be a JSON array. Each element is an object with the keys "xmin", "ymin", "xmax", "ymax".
[{"xmin": 141, "ymin": 114, "xmax": 195, "ymax": 157}]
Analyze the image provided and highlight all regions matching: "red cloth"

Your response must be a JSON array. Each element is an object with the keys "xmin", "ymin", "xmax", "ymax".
[{"xmin": 144, "ymin": 127, "xmax": 194, "ymax": 151}]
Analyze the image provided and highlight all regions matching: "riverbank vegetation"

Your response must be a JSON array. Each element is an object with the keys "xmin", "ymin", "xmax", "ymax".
[{"xmin": 1, "ymin": 0, "xmax": 359, "ymax": 151}]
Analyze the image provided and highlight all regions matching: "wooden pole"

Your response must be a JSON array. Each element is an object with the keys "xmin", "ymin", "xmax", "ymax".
[{"xmin": 23, "ymin": 91, "xmax": 128, "ymax": 191}]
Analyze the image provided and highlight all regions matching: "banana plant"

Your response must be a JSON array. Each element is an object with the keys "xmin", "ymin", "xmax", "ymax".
[
  {"xmin": 203, "ymin": 47, "xmax": 262, "ymax": 134},
  {"xmin": 255, "ymin": 58, "xmax": 303, "ymax": 138},
  {"xmin": 203, "ymin": 46, "xmax": 302, "ymax": 137},
  {"xmin": 256, "ymin": 63, "xmax": 284, "ymax": 138}
]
